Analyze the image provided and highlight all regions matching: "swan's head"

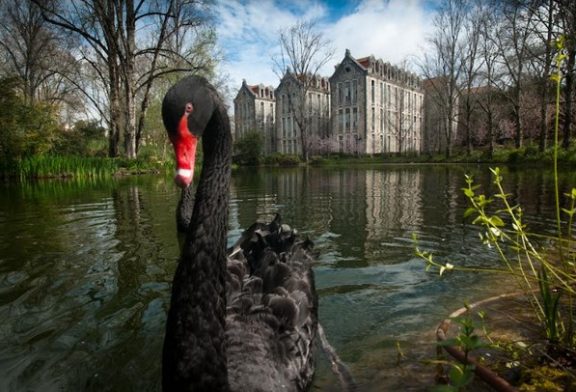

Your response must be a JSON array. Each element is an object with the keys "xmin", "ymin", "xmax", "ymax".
[{"xmin": 162, "ymin": 76, "xmax": 216, "ymax": 188}]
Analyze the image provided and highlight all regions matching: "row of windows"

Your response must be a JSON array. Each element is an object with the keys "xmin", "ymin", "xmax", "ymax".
[
  {"xmin": 280, "ymin": 117, "xmax": 297, "ymax": 139},
  {"xmin": 334, "ymin": 79, "xmax": 423, "ymax": 114},
  {"xmin": 335, "ymin": 105, "xmax": 422, "ymax": 136},
  {"xmin": 277, "ymin": 92, "xmax": 329, "ymax": 114},
  {"xmin": 336, "ymin": 80, "xmax": 358, "ymax": 106},
  {"xmin": 369, "ymin": 80, "xmax": 423, "ymax": 112}
]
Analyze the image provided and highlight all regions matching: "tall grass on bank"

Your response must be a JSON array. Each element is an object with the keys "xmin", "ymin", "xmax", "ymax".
[
  {"xmin": 1, "ymin": 155, "xmax": 175, "ymax": 181},
  {"xmin": 17, "ymin": 155, "xmax": 118, "ymax": 180}
]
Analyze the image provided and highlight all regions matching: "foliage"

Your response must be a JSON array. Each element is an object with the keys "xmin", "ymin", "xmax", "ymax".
[
  {"xmin": 0, "ymin": 77, "xmax": 60, "ymax": 164},
  {"xmin": 233, "ymin": 131, "xmax": 263, "ymax": 165},
  {"xmin": 52, "ymin": 120, "xmax": 108, "ymax": 156},
  {"xmin": 262, "ymin": 153, "xmax": 302, "ymax": 166},
  {"xmin": 518, "ymin": 366, "xmax": 576, "ymax": 392},
  {"xmin": 435, "ymin": 310, "xmax": 488, "ymax": 391}
]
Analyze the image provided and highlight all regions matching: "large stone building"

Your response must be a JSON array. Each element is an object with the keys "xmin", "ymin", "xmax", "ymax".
[
  {"xmin": 233, "ymin": 80, "xmax": 276, "ymax": 154},
  {"xmin": 275, "ymin": 70, "xmax": 331, "ymax": 155},
  {"xmin": 329, "ymin": 49, "xmax": 424, "ymax": 155},
  {"xmin": 233, "ymin": 50, "xmax": 425, "ymax": 157}
]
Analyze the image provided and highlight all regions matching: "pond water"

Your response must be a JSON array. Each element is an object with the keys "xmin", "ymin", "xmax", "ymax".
[{"xmin": 0, "ymin": 164, "xmax": 574, "ymax": 391}]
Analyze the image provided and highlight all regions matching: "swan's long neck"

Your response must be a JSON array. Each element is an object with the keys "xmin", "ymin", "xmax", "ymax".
[{"xmin": 163, "ymin": 104, "xmax": 232, "ymax": 391}]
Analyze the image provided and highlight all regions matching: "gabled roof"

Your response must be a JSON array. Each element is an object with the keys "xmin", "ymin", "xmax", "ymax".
[
  {"xmin": 234, "ymin": 79, "xmax": 275, "ymax": 102},
  {"xmin": 329, "ymin": 49, "xmax": 369, "ymax": 82},
  {"xmin": 276, "ymin": 70, "xmax": 330, "ymax": 93},
  {"xmin": 330, "ymin": 49, "xmax": 422, "ymax": 90}
]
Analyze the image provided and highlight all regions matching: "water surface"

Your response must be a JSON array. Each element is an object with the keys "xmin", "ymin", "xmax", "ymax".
[{"xmin": 0, "ymin": 165, "xmax": 572, "ymax": 391}]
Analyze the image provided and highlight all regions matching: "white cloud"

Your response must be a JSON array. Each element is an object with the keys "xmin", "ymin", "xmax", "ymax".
[
  {"xmin": 323, "ymin": 0, "xmax": 434, "ymax": 73},
  {"xmin": 214, "ymin": 0, "xmax": 435, "ymax": 104}
]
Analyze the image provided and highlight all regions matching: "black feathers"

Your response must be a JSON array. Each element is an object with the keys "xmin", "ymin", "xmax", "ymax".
[{"xmin": 224, "ymin": 214, "xmax": 318, "ymax": 392}]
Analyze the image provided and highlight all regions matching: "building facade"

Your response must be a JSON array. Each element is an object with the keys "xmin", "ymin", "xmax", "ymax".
[
  {"xmin": 275, "ymin": 71, "xmax": 331, "ymax": 155},
  {"xmin": 233, "ymin": 80, "xmax": 276, "ymax": 154},
  {"xmin": 329, "ymin": 49, "xmax": 424, "ymax": 155}
]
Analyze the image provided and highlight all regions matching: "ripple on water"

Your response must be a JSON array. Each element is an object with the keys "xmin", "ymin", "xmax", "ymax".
[{"xmin": 0, "ymin": 168, "xmax": 567, "ymax": 391}]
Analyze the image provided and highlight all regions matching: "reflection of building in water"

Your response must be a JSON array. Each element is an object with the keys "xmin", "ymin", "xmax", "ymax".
[
  {"xmin": 231, "ymin": 171, "xmax": 279, "ymax": 231},
  {"xmin": 364, "ymin": 169, "xmax": 423, "ymax": 260},
  {"xmin": 230, "ymin": 168, "xmax": 425, "ymax": 265}
]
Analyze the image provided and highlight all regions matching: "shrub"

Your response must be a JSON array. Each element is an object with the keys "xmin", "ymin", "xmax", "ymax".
[
  {"xmin": 262, "ymin": 153, "xmax": 301, "ymax": 166},
  {"xmin": 233, "ymin": 131, "xmax": 263, "ymax": 165}
]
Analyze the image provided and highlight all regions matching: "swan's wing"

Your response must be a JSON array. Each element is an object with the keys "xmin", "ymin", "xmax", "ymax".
[{"xmin": 225, "ymin": 215, "xmax": 317, "ymax": 392}]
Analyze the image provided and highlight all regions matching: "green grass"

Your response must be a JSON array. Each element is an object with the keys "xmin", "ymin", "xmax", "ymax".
[{"xmin": 0, "ymin": 154, "xmax": 174, "ymax": 181}]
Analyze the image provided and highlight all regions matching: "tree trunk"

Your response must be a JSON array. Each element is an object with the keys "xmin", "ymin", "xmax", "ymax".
[
  {"xmin": 487, "ymin": 111, "xmax": 494, "ymax": 159},
  {"xmin": 539, "ymin": 0, "xmax": 554, "ymax": 152},
  {"xmin": 562, "ymin": 45, "xmax": 575, "ymax": 150},
  {"xmin": 108, "ymin": 57, "xmax": 121, "ymax": 157},
  {"xmin": 465, "ymin": 100, "xmax": 472, "ymax": 156},
  {"xmin": 123, "ymin": 0, "xmax": 137, "ymax": 159},
  {"xmin": 514, "ymin": 103, "xmax": 523, "ymax": 149},
  {"xmin": 299, "ymin": 124, "xmax": 309, "ymax": 163}
]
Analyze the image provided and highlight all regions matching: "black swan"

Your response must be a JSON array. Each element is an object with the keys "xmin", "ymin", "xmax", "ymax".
[{"xmin": 161, "ymin": 76, "xmax": 319, "ymax": 391}]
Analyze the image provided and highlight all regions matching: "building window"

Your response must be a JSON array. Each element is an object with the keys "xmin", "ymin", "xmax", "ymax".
[
  {"xmin": 352, "ymin": 80, "xmax": 357, "ymax": 104},
  {"xmin": 371, "ymin": 80, "xmax": 375, "ymax": 103},
  {"xmin": 345, "ymin": 108, "xmax": 351, "ymax": 131},
  {"xmin": 344, "ymin": 81, "xmax": 351, "ymax": 105},
  {"xmin": 338, "ymin": 83, "xmax": 343, "ymax": 105},
  {"xmin": 352, "ymin": 107, "xmax": 358, "ymax": 130},
  {"xmin": 371, "ymin": 107, "xmax": 375, "ymax": 131}
]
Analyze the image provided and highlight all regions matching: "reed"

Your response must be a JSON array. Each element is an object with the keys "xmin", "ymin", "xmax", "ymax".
[{"xmin": 16, "ymin": 155, "xmax": 118, "ymax": 180}]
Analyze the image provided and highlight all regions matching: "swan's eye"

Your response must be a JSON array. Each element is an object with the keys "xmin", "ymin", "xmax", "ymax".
[{"xmin": 185, "ymin": 103, "xmax": 193, "ymax": 114}]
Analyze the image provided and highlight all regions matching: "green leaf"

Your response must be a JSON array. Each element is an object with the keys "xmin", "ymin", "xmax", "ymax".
[
  {"xmin": 463, "ymin": 188, "xmax": 475, "ymax": 198},
  {"xmin": 463, "ymin": 207, "xmax": 476, "ymax": 218},
  {"xmin": 490, "ymin": 216, "xmax": 505, "ymax": 227},
  {"xmin": 455, "ymin": 366, "xmax": 476, "ymax": 387}
]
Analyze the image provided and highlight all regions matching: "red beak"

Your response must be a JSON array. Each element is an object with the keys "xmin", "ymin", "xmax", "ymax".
[{"xmin": 172, "ymin": 113, "xmax": 198, "ymax": 188}]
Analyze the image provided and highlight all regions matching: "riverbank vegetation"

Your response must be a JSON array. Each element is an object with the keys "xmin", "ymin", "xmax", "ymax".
[
  {"xmin": 416, "ymin": 36, "xmax": 576, "ymax": 391},
  {"xmin": 231, "ymin": 142, "xmax": 576, "ymax": 168}
]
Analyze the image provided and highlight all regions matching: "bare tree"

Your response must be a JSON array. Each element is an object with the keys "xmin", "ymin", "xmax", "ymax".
[
  {"xmin": 460, "ymin": 0, "xmax": 484, "ymax": 156},
  {"xmin": 556, "ymin": 0, "xmax": 576, "ymax": 149},
  {"xmin": 385, "ymin": 84, "xmax": 418, "ymax": 155},
  {"xmin": 476, "ymin": 8, "xmax": 503, "ymax": 158},
  {"xmin": 420, "ymin": 0, "xmax": 466, "ymax": 158},
  {"xmin": 492, "ymin": 0, "xmax": 539, "ymax": 148},
  {"xmin": 526, "ymin": 0, "xmax": 558, "ymax": 151},
  {"xmin": 32, "ymin": 0, "xmax": 216, "ymax": 158},
  {"xmin": 0, "ymin": 0, "xmax": 79, "ymax": 107},
  {"xmin": 272, "ymin": 20, "xmax": 333, "ymax": 162}
]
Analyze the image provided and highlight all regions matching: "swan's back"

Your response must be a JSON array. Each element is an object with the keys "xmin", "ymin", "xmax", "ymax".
[{"xmin": 225, "ymin": 214, "xmax": 317, "ymax": 392}]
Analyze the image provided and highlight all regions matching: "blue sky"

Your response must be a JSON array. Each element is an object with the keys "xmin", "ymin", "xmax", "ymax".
[{"xmin": 214, "ymin": 0, "xmax": 436, "ymax": 95}]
